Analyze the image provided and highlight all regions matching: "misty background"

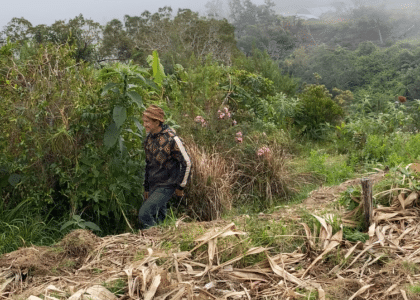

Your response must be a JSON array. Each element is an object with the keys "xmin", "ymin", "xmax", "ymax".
[
  {"xmin": 2, "ymin": 0, "xmax": 419, "ymax": 94},
  {"xmin": 1, "ymin": 0, "xmax": 418, "ymax": 29}
]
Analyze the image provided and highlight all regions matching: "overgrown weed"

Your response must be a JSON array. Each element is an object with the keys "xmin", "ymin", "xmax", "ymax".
[
  {"xmin": 232, "ymin": 132, "xmax": 303, "ymax": 210},
  {"xmin": 184, "ymin": 141, "xmax": 239, "ymax": 221}
]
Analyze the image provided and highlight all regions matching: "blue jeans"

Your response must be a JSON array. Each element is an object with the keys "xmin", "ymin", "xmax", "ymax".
[{"xmin": 138, "ymin": 186, "xmax": 176, "ymax": 229}]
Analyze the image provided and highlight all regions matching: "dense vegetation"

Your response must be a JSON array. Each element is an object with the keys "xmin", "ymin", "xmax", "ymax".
[{"xmin": 1, "ymin": 0, "xmax": 420, "ymax": 255}]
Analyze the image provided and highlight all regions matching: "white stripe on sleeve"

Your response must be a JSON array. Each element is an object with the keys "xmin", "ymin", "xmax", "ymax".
[{"xmin": 174, "ymin": 136, "xmax": 192, "ymax": 188}]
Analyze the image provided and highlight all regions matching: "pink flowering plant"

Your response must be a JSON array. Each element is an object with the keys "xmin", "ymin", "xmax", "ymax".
[
  {"xmin": 189, "ymin": 104, "xmax": 244, "ymax": 151},
  {"xmin": 257, "ymin": 146, "xmax": 271, "ymax": 160},
  {"xmin": 217, "ymin": 106, "xmax": 232, "ymax": 120},
  {"xmin": 231, "ymin": 133, "xmax": 292, "ymax": 208},
  {"xmin": 235, "ymin": 131, "xmax": 243, "ymax": 143},
  {"xmin": 194, "ymin": 115, "xmax": 208, "ymax": 127}
]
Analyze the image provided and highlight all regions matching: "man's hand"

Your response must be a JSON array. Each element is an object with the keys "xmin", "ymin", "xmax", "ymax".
[
  {"xmin": 144, "ymin": 192, "xmax": 149, "ymax": 201},
  {"xmin": 175, "ymin": 189, "xmax": 184, "ymax": 197}
]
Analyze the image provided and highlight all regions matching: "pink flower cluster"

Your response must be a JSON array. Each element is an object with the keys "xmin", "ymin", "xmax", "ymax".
[
  {"xmin": 217, "ymin": 107, "xmax": 237, "ymax": 126},
  {"xmin": 194, "ymin": 115, "xmax": 207, "ymax": 127},
  {"xmin": 257, "ymin": 146, "xmax": 271, "ymax": 157},
  {"xmin": 218, "ymin": 107, "xmax": 231, "ymax": 119},
  {"xmin": 235, "ymin": 131, "xmax": 243, "ymax": 143}
]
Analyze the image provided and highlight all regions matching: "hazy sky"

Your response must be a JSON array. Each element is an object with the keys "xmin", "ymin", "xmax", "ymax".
[
  {"xmin": 0, "ymin": 0, "xmax": 266, "ymax": 30},
  {"xmin": 1, "ymin": 0, "xmax": 412, "ymax": 31}
]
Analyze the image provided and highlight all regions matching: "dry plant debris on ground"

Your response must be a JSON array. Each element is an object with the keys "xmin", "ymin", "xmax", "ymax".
[{"xmin": 2, "ymin": 170, "xmax": 420, "ymax": 299}]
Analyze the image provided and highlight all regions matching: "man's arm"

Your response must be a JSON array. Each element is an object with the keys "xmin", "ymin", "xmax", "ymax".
[
  {"xmin": 143, "ymin": 136, "xmax": 150, "ymax": 193},
  {"xmin": 171, "ymin": 136, "xmax": 192, "ymax": 191}
]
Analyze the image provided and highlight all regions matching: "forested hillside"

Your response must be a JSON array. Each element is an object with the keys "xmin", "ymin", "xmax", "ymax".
[
  {"xmin": 1, "ymin": 0, "xmax": 420, "ymax": 278},
  {"xmin": 2, "ymin": 1, "xmax": 420, "ymax": 298}
]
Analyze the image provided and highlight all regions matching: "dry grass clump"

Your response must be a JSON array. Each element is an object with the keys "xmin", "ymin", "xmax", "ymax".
[
  {"xmin": 0, "ymin": 246, "xmax": 59, "ymax": 276},
  {"xmin": 184, "ymin": 141, "xmax": 240, "ymax": 221},
  {"xmin": 182, "ymin": 132, "xmax": 304, "ymax": 220},
  {"xmin": 234, "ymin": 134, "xmax": 300, "ymax": 206},
  {"xmin": 325, "ymin": 279, "xmax": 363, "ymax": 299},
  {"xmin": 0, "ymin": 229, "xmax": 101, "ymax": 277},
  {"xmin": 59, "ymin": 229, "xmax": 101, "ymax": 260}
]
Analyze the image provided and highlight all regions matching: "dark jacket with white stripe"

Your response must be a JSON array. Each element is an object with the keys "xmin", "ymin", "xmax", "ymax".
[{"xmin": 143, "ymin": 124, "xmax": 192, "ymax": 193}]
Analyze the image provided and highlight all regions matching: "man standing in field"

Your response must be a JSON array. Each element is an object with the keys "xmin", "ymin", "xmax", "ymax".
[{"xmin": 139, "ymin": 105, "xmax": 192, "ymax": 229}]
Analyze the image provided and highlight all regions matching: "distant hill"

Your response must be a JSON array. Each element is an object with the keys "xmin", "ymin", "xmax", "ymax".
[{"xmin": 272, "ymin": 0, "xmax": 418, "ymax": 15}]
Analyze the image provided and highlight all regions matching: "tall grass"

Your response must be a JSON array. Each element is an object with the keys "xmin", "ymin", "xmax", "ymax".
[
  {"xmin": 0, "ymin": 198, "xmax": 62, "ymax": 254},
  {"xmin": 233, "ymin": 133, "xmax": 302, "ymax": 210},
  {"xmin": 185, "ymin": 140, "xmax": 241, "ymax": 221}
]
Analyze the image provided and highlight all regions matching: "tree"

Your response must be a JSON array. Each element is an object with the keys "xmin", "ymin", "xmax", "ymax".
[
  {"xmin": 101, "ymin": 19, "xmax": 133, "ymax": 61},
  {"xmin": 228, "ymin": 0, "xmax": 295, "ymax": 60},
  {"xmin": 1, "ymin": 17, "xmax": 33, "ymax": 42},
  {"xmin": 45, "ymin": 15, "xmax": 102, "ymax": 62},
  {"xmin": 205, "ymin": 0, "xmax": 229, "ymax": 19},
  {"xmin": 100, "ymin": 7, "xmax": 238, "ymax": 67},
  {"xmin": 2, "ymin": 15, "xmax": 102, "ymax": 62},
  {"xmin": 349, "ymin": 5, "xmax": 393, "ymax": 44}
]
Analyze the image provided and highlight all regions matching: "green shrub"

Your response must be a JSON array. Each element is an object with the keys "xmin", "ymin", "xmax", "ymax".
[
  {"xmin": 232, "ymin": 48, "xmax": 299, "ymax": 97},
  {"xmin": 360, "ymin": 132, "xmax": 420, "ymax": 166},
  {"xmin": 295, "ymin": 83, "xmax": 344, "ymax": 139},
  {"xmin": 0, "ymin": 43, "xmax": 168, "ymax": 236}
]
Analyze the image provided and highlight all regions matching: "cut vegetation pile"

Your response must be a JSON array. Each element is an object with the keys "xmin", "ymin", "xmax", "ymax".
[{"xmin": 2, "ymin": 171, "xmax": 420, "ymax": 299}]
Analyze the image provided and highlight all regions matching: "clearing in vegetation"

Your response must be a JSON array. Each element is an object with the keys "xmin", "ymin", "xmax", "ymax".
[{"xmin": 2, "ymin": 168, "xmax": 420, "ymax": 300}]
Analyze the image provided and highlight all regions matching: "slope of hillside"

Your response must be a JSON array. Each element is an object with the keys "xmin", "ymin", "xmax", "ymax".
[{"xmin": 3, "ymin": 169, "xmax": 420, "ymax": 300}]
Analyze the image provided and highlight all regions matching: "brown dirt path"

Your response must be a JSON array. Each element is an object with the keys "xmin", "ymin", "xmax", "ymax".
[
  {"xmin": 266, "ymin": 170, "xmax": 387, "ymax": 221},
  {"xmin": 302, "ymin": 171, "xmax": 386, "ymax": 208}
]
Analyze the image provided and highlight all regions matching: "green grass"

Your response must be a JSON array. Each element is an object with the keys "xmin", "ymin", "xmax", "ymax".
[
  {"xmin": 408, "ymin": 284, "xmax": 420, "ymax": 294},
  {"xmin": 0, "ymin": 197, "xmax": 64, "ymax": 255},
  {"xmin": 103, "ymin": 279, "xmax": 126, "ymax": 297},
  {"xmin": 0, "ymin": 217, "xmax": 62, "ymax": 254},
  {"xmin": 242, "ymin": 214, "xmax": 305, "ymax": 254},
  {"xmin": 402, "ymin": 261, "xmax": 420, "ymax": 275}
]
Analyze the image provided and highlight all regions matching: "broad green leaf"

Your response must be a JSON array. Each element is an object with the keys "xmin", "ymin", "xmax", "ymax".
[
  {"xmin": 111, "ymin": 88, "xmax": 120, "ymax": 95},
  {"xmin": 8, "ymin": 174, "xmax": 21, "ymax": 186},
  {"xmin": 119, "ymin": 182, "xmax": 131, "ymax": 190},
  {"xmin": 101, "ymin": 83, "xmax": 118, "ymax": 96},
  {"xmin": 127, "ymin": 91, "xmax": 143, "ymax": 108},
  {"xmin": 119, "ymin": 136, "xmax": 124, "ymax": 155},
  {"xmin": 132, "ymin": 117, "xmax": 144, "ymax": 133},
  {"xmin": 80, "ymin": 157, "xmax": 92, "ymax": 166},
  {"xmin": 152, "ymin": 50, "xmax": 165, "ymax": 86},
  {"xmin": 60, "ymin": 220, "xmax": 74, "ymax": 231},
  {"xmin": 142, "ymin": 78, "xmax": 159, "ymax": 92},
  {"xmin": 83, "ymin": 221, "xmax": 101, "ymax": 232},
  {"xmin": 113, "ymin": 106, "xmax": 127, "ymax": 129},
  {"xmin": 73, "ymin": 215, "xmax": 82, "ymax": 222},
  {"xmin": 104, "ymin": 122, "xmax": 119, "ymax": 149},
  {"xmin": 125, "ymin": 128, "xmax": 143, "ymax": 138},
  {"xmin": 133, "ymin": 74, "xmax": 147, "ymax": 83}
]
